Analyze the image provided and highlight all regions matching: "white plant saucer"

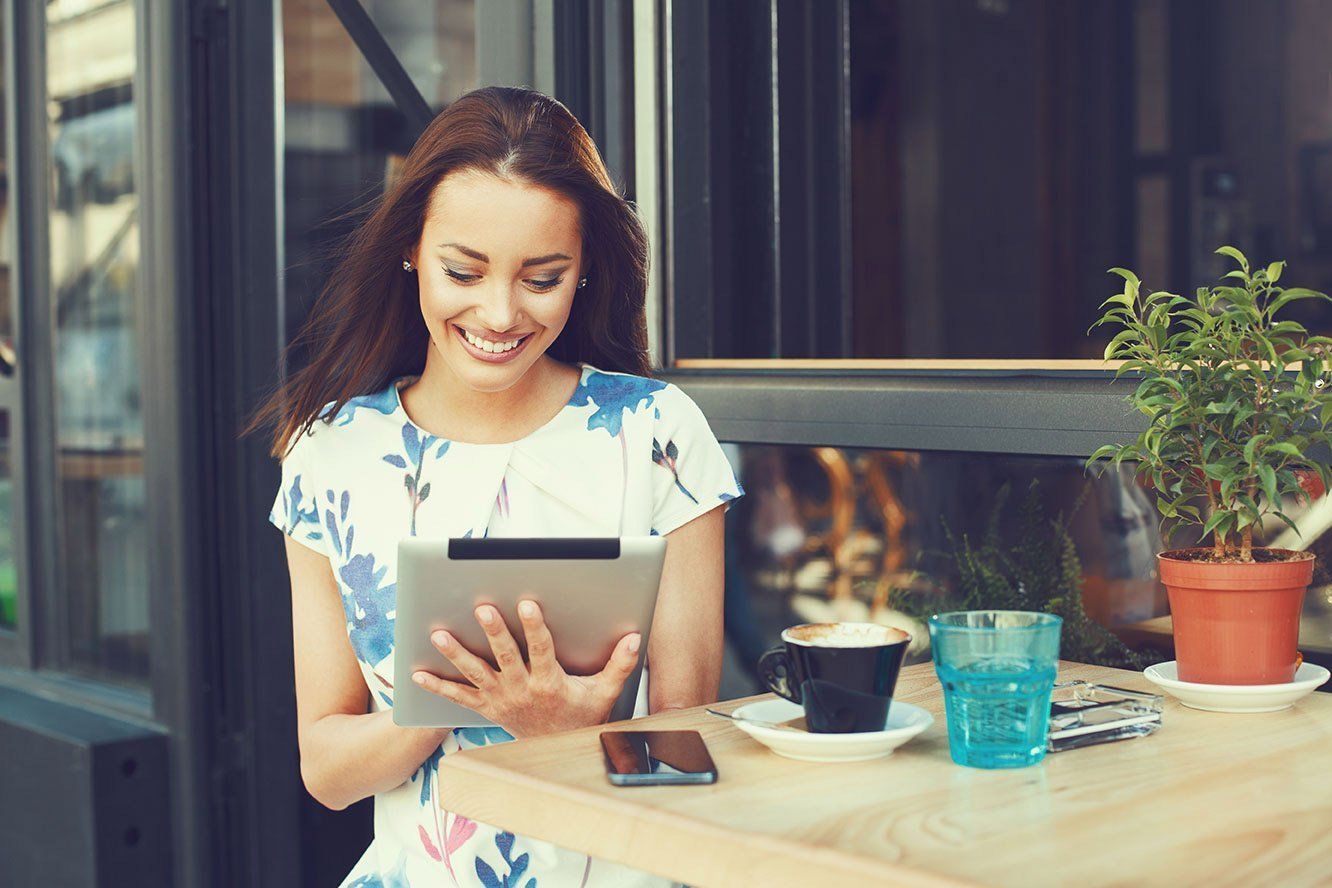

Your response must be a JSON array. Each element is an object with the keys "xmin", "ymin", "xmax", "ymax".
[
  {"xmin": 1143, "ymin": 661, "xmax": 1330, "ymax": 713},
  {"xmin": 727, "ymin": 698, "xmax": 933, "ymax": 763}
]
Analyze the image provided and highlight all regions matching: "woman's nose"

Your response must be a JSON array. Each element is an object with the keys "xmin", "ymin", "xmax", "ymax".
[{"xmin": 471, "ymin": 281, "xmax": 523, "ymax": 332}]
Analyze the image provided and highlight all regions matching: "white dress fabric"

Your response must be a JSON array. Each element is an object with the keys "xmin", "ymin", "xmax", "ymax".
[{"xmin": 269, "ymin": 362, "xmax": 744, "ymax": 888}]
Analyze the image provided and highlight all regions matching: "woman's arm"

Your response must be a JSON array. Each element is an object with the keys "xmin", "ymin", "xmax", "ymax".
[
  {"xmin": 285, "ymin": 536, "xmax": 449, "ymax": 811},
  {"xmin": 647, "ymin": 505, "xmax": 727, "ymax": 713}
]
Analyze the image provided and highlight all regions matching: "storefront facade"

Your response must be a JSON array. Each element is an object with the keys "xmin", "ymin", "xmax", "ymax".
[{"xmin": 3, "ymin": 1, "xmax": 1331, "ymax": 885}]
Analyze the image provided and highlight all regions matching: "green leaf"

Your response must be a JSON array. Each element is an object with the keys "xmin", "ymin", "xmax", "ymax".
[
  {"xmin": 1107, "ymin": 267, "xmax": 1142, "ymax": 291},
  {"xmin": 1104, "ymin": 330, "xmax": 1139, "ymax": 360},
  {"xmin": 1202, "ymin": 509, "xmax": 1233, "ymax": 537},
  {"xmin": 1215, "ymin": 245, "xmax": 1250, "ymax": 273},
  {"xmin": 1273, "ymin": 511, "xmax": 1301, "ymax": 536},
  {"xmin": 1268, "ymin": 442, "xmax": 1303, "ymax": 458},
  {"xmin": 1265, "ymin": 261, "xmax": 1285, "ymax": 283},
  {"xmin": 1258, "ymin": 464, "xmax": 1277, "ymax": 505},
  {"xmin": 1098, "ymin": 292, "xmax": 1136, "ymax": 310},
  {"xmin": 1269, "ymin": 287, "xmax": 1329, "ymax": 316},
  {"xmin": 1244, "ymin": 434, "xmax": 1269, "ymax": 465}
]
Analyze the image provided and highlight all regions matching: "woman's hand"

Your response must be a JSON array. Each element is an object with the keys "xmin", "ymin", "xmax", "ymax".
[{"xmin": 411, "ymin": 600, "xmax": 642, "ymax": 738}]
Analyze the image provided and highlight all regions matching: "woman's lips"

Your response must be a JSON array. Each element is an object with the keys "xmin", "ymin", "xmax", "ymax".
[{"xmin": 452, "ymin": 324, "xmax": 533, "ymax": 364}]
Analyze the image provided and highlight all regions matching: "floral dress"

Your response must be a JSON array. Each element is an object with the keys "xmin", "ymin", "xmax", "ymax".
[{"xmin": 269, "ymin": 362, "xmax": 745, "ymax": 888}]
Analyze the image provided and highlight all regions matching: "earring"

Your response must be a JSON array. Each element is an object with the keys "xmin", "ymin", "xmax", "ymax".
[
  {"xmin": 402, "ymin": 259, "xmax": 415, "ymax": 273},
  {"xmin": 577, "ymin": 277, "xmax": 588, "ymax": 289}
]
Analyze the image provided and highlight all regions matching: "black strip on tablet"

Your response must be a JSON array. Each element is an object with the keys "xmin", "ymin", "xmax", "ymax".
[{"xmin": 447, "ymin": 538, "xmax": 621, "ymax": 560}]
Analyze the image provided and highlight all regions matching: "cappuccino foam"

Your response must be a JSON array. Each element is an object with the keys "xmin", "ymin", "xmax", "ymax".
[{"xmin": 784, "ymin": 622, "xmax": 908, "ymax": 648}]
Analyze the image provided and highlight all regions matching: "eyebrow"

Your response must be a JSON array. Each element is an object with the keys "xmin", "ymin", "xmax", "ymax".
[{"xmin": 439, "ymin": 242, "xmax": 572, "ymax": 269}]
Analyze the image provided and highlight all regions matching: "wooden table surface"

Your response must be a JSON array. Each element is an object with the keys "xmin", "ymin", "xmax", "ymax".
[{"xmin": 437, "ymin": 662, "xmax": 1332, "ymax": 888}]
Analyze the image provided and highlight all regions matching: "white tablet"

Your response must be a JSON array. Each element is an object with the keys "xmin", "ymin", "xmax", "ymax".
[{"xmin": 392, "ymin": 536, "xmax": 668, "ymax": 728}]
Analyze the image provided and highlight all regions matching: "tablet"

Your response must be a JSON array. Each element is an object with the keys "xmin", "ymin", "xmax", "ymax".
[{"xmin": 392, "ymin": 536, "xmax": 668, "ymax": 728}]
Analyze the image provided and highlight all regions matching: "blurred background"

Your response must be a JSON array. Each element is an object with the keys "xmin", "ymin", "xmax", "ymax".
[{"xmin": 3, "ymin": 1, "xmax": 1332, "ymax": 886}]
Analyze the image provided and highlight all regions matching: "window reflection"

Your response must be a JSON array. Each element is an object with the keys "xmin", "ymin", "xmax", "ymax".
[
  {"xmin": 47, "ymin": 0, "xmax": 149, "ymax": 681},
  {"xmin": 694, "ymin": 0, "xmax": 1332, "ymax": 360},
  {"xmin": 720, "ymin": 443, "xmax": 1332, "ymax": 694},
  {"xmin": 282, "ymin": 0, "xmax": 477, "ymax": 344}
]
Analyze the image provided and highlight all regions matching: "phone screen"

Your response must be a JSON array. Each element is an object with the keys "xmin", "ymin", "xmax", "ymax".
[{"xmin": 601, "ymin": 730, "xmax": 718, "ymax": 785}]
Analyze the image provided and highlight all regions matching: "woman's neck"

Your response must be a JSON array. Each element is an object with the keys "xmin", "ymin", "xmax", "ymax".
[{"xmin": 400, "ymin": 350, "xmax": 580, "ymax": 444}]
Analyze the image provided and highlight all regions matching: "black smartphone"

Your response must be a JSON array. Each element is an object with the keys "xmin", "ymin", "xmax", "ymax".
[{"xmin": 600, "ymin": 730, "xmax": 718, "ymax": 786}]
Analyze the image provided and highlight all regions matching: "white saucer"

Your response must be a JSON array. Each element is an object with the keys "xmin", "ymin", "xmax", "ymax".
[
  {"xmin": 728, "ymin": 698, "xmax": 933, "ymax": 763},
  {"xmin": 1143, "ymin": 661, "xmax": 1330, "ymax": 713}
]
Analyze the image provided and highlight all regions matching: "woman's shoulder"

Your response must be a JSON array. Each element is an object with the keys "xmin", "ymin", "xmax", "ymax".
[
  {"xmin": 279, "ymin": 379, "xmax": 404, "ymax": 465},
  {"xmin": 570, "ymin": 363, "xmax": 704, "ymax": 435}
]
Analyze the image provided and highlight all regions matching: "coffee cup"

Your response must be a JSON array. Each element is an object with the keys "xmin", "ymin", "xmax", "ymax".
[{"xmin": 757, "ymin": 622, "xmax": 911, "ymax": 733}]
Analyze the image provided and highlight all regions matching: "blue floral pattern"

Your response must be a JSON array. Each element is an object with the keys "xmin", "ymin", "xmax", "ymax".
[
  {"xmin": 383, "ymin": 424, "xmax": 450, "ymax": 536},
  {"xmin": 570, "ymin": 372, "xmax": 666, "ymax": 437},
  {"xmin": 323, "ymin": 489, "xmax": 398, "ymax": 667},
  {"xmin": 268, "ymin": 363, "xmax": 742, "ymax": 888},
  {"xmin": 277, "ymin": 471, "xmax": 323, "ymax": 541},
  {"xmin": 332, "ymin": 386, "xmax": 400, "ymax": 427},
  {"xmin": 476, "ymin": 832, "xmax": 536, "ymax": 888}
]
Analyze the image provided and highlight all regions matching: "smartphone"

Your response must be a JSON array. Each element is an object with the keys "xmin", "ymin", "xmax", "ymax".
[{"xmin": 600, "ymin": 730, "xmax": 718, "ymax": 786}]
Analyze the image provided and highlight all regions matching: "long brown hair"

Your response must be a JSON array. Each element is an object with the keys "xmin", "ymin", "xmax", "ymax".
[{"xmin": 245, "ymin": 86, "xmax": 652, "ymax": 458}]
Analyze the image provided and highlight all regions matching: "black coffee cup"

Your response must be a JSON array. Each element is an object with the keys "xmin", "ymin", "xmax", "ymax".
[{"xmin": 757, "ymin": 622, "xmax": 911, "ymax": 733}]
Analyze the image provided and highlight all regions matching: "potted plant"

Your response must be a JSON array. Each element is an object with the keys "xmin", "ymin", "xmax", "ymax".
[{"xmin": 1088, "ymin": 246, "xmax": 1332, "ymax": 685}]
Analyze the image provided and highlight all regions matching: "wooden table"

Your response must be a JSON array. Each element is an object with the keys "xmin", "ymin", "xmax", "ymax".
[{"xmin": 437, "ymin": 662, "xmax": 1332, "ymax": 887}]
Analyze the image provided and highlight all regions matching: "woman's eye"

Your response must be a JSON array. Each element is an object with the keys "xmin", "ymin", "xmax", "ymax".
[{"xmin": 442, "ymin": 268, "xmax": 562, "ymax": 291}]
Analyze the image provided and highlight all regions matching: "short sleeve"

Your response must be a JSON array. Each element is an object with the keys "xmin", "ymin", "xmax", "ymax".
[
  {"xmin": 650, "ymin": 384, "xmax": 745, "ymax": 536},
  {"xmin": 268, "ymin": 427, "xmax": 329, "ymax": 555}
]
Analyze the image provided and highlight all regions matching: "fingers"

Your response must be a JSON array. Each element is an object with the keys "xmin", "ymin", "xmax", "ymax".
[
  {"xmin": 592, "ymin": 632, "xmax": 642, "ymax": 702},
  {"xmin": 431, "ymin": 629, "xmax": 497, "ymax": 690},
  {"xmin": 475, "ymin": 605, "xmax": 525, "ymax": 679},
  {"xmin": 411, "ymin": 670, "xmax": 486, "ymax": 710},
  {"xmin": 518, "ymin": 600, "xmax": 561, "ymax": 685}
]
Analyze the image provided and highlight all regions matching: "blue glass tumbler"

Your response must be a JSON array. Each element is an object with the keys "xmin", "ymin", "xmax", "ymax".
[{"xmin": 928, "ymin": 611, "xmax": 1062, "ymax": 769}]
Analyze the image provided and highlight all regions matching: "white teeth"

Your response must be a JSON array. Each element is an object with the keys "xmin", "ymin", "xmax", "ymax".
[{"xmin": 462, "ymin": 329, "xmax": 524, "ymax": 353}]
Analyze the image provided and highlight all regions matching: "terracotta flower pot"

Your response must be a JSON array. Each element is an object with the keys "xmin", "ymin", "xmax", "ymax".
[{"xmin": 1158, "ymin": 549, "xmax": 1312, "ymax": 685}]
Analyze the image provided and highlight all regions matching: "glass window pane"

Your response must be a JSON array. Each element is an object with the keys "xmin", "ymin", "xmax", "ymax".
[
  {"xmin": 692, "ymin": 0, "xmax": 1332, "ymax": 360},
  {"xmin": 281, "ymin": 0, "xmax": 478, "ymax": 343},
  {"xmin": 720, "ymin": 443, "xmax": 1332, "ymax": 695},
  {"xmin": 47, "ymin": 0, "xmax": 149, "ymax": 682}
]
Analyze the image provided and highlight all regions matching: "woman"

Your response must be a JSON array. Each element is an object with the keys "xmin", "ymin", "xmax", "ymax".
[{"xmin": 249, "ymin": 86, "xmax": 742, "ymax": 887}]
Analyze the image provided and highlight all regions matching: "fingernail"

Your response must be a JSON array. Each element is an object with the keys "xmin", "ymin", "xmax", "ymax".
[
  {"xmin": 478, "ymin": 607, "xmax": 495, "ymax": 624},
  {"xmin": 412, "ymin": 673, "xmax": 426, "ymax": 685},
  {"xmin": 628, "ymin": 634, "xmax": 641, "ymax": 654},
  {"xmin": 518, "ymin": 601, "xmax": 536, "ymax": 618},
  {"xmin": 432, "ymin": 631, "xmax": 451, "ymax": 649}
]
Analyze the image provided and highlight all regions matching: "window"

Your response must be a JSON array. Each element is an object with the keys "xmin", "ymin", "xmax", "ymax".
[
  {"xmin": 46, "ymin": 0, "xmax": 149, "ymax": 681},
  {"xmin": 671, "ymin": 0, "xmax": 1332, "ymax": 363},
  {"xmin": 720, "ymin": 441, "xmax": 1332, "ymax": 692}
]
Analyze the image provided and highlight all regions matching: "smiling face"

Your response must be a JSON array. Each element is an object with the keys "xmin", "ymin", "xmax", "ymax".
[{"xmin": 410, "ymin": 169, "xmax": 584, "ymax": 393}]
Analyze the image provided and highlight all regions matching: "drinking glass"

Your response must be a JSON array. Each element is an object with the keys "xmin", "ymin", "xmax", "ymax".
[{"xmin": 929, "ymin": 610, "xmax": 1062, "ymax": 769}]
